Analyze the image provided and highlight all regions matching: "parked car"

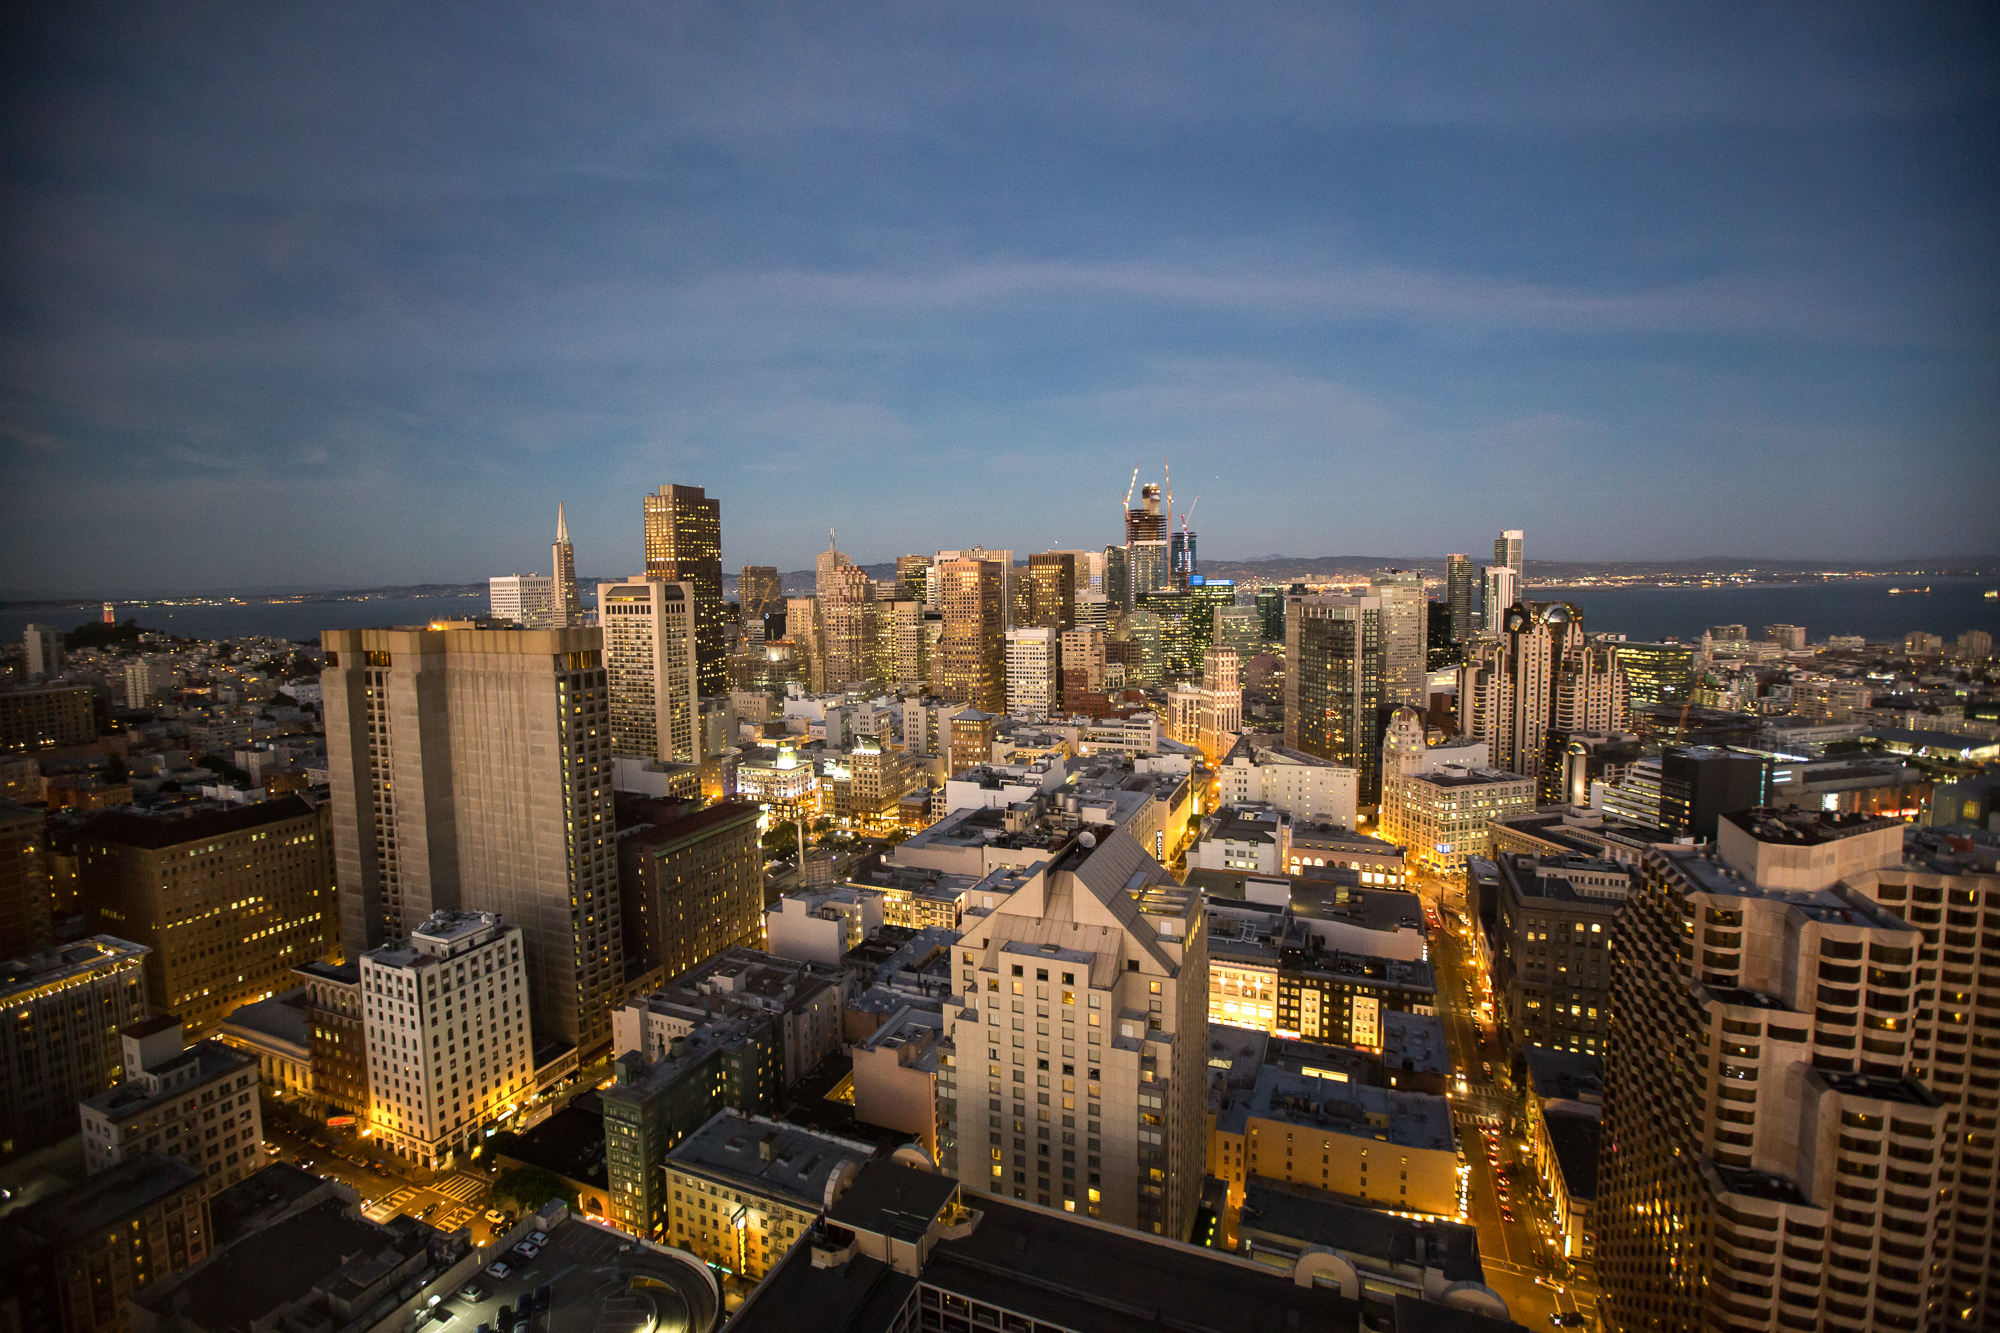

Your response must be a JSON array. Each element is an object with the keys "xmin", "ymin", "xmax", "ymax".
[
  {"xmin": 514, "ymin": 1242, "xmax": 541, "ymax": 1260},
  {"xmin": 459, "ymin": 1284, "xmax": 483, "ymax": 1301},
  {"xmin": 485, "ymin": 1261, "xmax": 512, "ymax": 1280},
  {"xmin": 528, "ymin": 1231, "xmax": 548, "ymax": 1246},
  {"xmin": 485, "ymin": 1209, "xmax": 507, "ymax": 1225},
  {"xmin": 534, "ymin": 1287, "xmax": 550, "ymax": 1312}
]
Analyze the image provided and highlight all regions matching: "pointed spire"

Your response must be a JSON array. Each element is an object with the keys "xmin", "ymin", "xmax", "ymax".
[{"xmin": 556, "ymin": 501, "xmax": 569, "ymax": 544}]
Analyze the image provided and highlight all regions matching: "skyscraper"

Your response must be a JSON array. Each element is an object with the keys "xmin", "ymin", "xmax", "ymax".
[
  {"xmin": 22, "ymin": 624, "xmax": 62, "ymax": 679},
  {"xmin": 322, "ymin": 624, "xmax": 622, "ymax": 1050},
  {"xmin": 1284, "ymin": 593, "xmax": 1387, "ymax": 802},
  {"xmin": 1254, "ymin": 585, "xmax": 1284, "ymax": 642},
  {"xmin": 551, "ymin": 502, "xmax": 580, "ymax": 628},
  {"xmin": 738, "ymin": 566, "xmax": 782, "ymax": 623},
  {"xmin": 816, "ymin": 539, "xmax": 879, "ymax": 691},
  {"xmin": 937, "ymin": 828, "xmax": 1207, "ymax": 1237},
  {"xmin": 1021, "ymin": 552, "xmax": 1076, "ymax": 631},
  {"xmin": 1494, "ymin": 528, "xmax": 1524, "ymax": 583},
  {"xmin": 1103, "ymin": 545, "xmax": 1129, "ymax": 611},
  {"xmin": 1368, "ymin": 570, "xmax": 1428, "ymax": 708},
  {"xmin": 1169, "ymin": 530, "xmax": 1196, "ymax": 588},
  {"xmin": 642, "ymin": 483, "xmax": 725, "ymax": 696},
  {"xmin": 1615, "ymin": 641, "xmax": 1694, "ymax": 708},
  {"xmin": 935, "ymin": 557, "xmax": 1006, "ymax": 712},
  {"xmin": 489, "ymin": 575, "xmax": 555, "ymax": 627},
  {"xmin": 1444, "ymin": 554, "xmax": 1477, "ymax": 639},
  {"xmin": 600, "ymin": 580, "xmax": 701, "ymax": 764},
  {"xmin": 1600, "ymin": 812, "xmax": 1948, "ymax": 1333},
  {"xmin": 1004, "ymin": 628, "xmax": 1060, "ymax": 720},
  {"xmin": 1483, "ymin": 564, "xmax": 1517, "ymax": 626},
  {"xmin": 896, "ymin": 554, "xmax": 931, "ymax": 604},
  {"xmin": 1127, "ymin": 540, "xmax": 1169, "ymax": 598},
  {"xmin": 1125, "ymin": 483, "xmax": 1165, "ymax": 543},
  {"xmin": 1457, "ymin": 602, "xmax": 1625, "ymax": 788}
]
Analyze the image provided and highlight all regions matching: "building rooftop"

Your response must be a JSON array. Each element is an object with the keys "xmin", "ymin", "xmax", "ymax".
[
  {"xmin": 614, "ymin": 794, "xmax": 761, "ymax": 848},
  {"xmin": 75, "ymin": 793, "xmax": 318, "ymax": 851},
  {"xmin": 823, "ymin": 1159, "xmax": 961, "ymax": 1240},
  {"xmin": 0, "ymin": 1152, "xmax": 205, "ymax": 1260},
  {"xmin": 1545, "ymin": 1112, "xmax": 1600, "ymax": 1202},
  {"xmin": 1380, "ymin": 1011, "xmax": 1449, "ymax": 1078},
  {"xmin": 81, "ymin": 1038, "xmax": 254, "ymax": 1123},
  {"xmin": 498, "ymin": 1103, "xmax": 608, "ymax": 1190},
  {"xmin": 1218, "ymin": 1068, "xmax": 1456, "ymax": 1154},
  {"xmin": 0, "ymin": 934, "xmax": 147, "ymax": 997},
  {"xmin": 1720, "ymin": 807, "xmax": 1904, "ymax": 847},
  {"xmin": 1237, "ymin": 1180, "xmax": 1485, "ymax": 1284},
  {"xmin": 668, "ymin": 1109, "xmax": 877, "ymax": 1210},
  {"xmin": 220, "ymin": 986, "xmax": 311, "ymax": 1048}
]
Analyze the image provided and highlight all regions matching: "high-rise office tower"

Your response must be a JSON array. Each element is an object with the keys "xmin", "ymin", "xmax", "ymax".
[
  {"xmin": 551, "ymin": 502, "xmax": 580, "ymax": 628},
  {"xmin": 935, "ymin": 558, "xmax": 1006, "ymax": 712},
  {"xmin": 322, "ymin": 625, "xmax": 622, "ymax": 1050},
  {"xmin": 22, "ymin": 624, "xmax": 62, "ymax": 679},
  {"xmin": 1445, "ymin": 554, "xmax": 1477, "ymax": 639},
  {"xmin": 360, "ymin": 910, "xmax": 532, "ymax": 1169},
  {"xmin": 1483, "ymin": 564, "xmax": 1517, "ymax": 627},
  {"xmin": 0, "ymin": 803, "xmax": 52, "ymax": 959},
  {"xmin": 77, "ymin": 796, "xmax": 336, "ymax": 1036},
  {"xmin": 1284, "ymin": 593, "xmax": 1387, "ymax": 802},
  {"xmin": 1073, "ymin": 592, "xmax": 1111, "ymax": 636},
  {"xmin": 0, "ymin": 935, "xmax": 150, "ymax": 1156},
  {"xmin": 1021, "ymin": 553, "xmax": 1076, "ymax": 631},
  {"xmin": 1457, "ymin": 602, "xmax": 1625, "ymax": 787},
  {"xmin": 1368, "ymin": 570, "xmax": 1428, "ymax": 708},
  {"xmin": 937, "ymin": 828, "xmax": 1207, "ymax": 1237},
  {"xmin": 1004, "ymin": 628, "xmax": 1060, "ymax": 721},
  {"xmin": 642, "ymin": 483, "xmax": 725, "ymax": 697},
  {"xmin": 874, "ymin": 597, "xmax": 927, "ymax": 689},
  {"xmin": 1125, "ymin": 483, "xmax": 1166, "ymax": 543},
  {"xmin": 786, "ymin": 596, "xmax": 825, "ymax": 693},
  {"xmin": 896, "ymin": 554, "xmax": 931, "ymax": 604},
  {"xmin": 1104, "ymin": 545, "xmax": 1129, "ymax": 611},
  {"xmin": 1600, "ymin": 811, "xmax": 1952, "ymax": 1333},
  {"xmin": 1615, "ymin": 641, "xmax": 1694, "ymax": 708},
  {"xmin": 1254, "ymin": 585, "xmax": 1285, "ymax": 642},
  {"xmin": 1127, "ymin": 540, "xmax": 1169, "ymax": 598},
  {"xmin": 600, "ymin": 580, "xmax": 701, "ymax": 764},
  {"xmin": 488, "ymin": 575, "xmax": 555, "ymax": 628},
  {"xmin": 1494, "ymin": 528, "xmax": 1524, "ymax": 583},
  {"xmin": 738, "ymin": 566, "xmax": 783, "ymax": 623},
  {"xmin": 1169, "ymin": 530, "xmax": 1196, "ymax": 589},
  {"xmin": 1059, "ymin": 628, "xmax": 1108, "ymax": 715},
  {"xmin": 817, "ymin": 540, "xmax": 879, "ymax": 692}
]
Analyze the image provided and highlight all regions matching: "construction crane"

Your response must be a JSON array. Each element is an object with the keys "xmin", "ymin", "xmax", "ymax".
[
  {"xmin": 1122, "ymin": 467, "xmax": 1139, "ymax": 520},
  {"xmin": 1163, "ymin": 456, "xmax": 1173, "ymax": 536},
  {"xmin": 1181, "ymin": 495, "xmax": 1201, "ymax": 531}
]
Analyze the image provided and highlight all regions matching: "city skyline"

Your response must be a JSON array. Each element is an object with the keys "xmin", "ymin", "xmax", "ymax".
[{"xmin": 3, "ymin": 6, "xmax": 1996, "ymax": 592}]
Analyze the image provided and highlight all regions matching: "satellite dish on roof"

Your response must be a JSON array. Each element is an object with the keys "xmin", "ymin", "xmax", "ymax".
[{"xmin": 1079, "ymin": 831, "xmax": 1097, "ymax": 849}]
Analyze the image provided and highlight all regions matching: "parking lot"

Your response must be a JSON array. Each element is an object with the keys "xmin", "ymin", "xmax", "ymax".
[{"xmin": 430, "ymin": 1214, "xmax": 718, "ymax": 1333}]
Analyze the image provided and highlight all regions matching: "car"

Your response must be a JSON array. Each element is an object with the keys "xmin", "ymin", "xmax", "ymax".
[
  {"xmin": 534, "ymin": 1286, "xmax": 550, "ymax": 1312},
  {"xmin": 1550, "ymin": 1315, "xmax": 1588, "ymax": 1328},
  {"xmin": 516, "ymin": 1294, "xmax": 534, "ymax": 1317},
  {"xmin": 485, "ymin": 1261, "xmax": 512, "ymax": 1280},
  {"xmin": 485, "ymin": 1209, "xmax": 507, "ymax": 1225},
  {"xmin": 528, "ymin": 1231, "xmax": 547, "ymax": 1246},
  {"xmin": 459, "ymin": 1284, "xmax": 483, "ymax": 1301},
  {"xmin": 514, "ymin": 1242, "xmax": 541, "ymax": 1259}
]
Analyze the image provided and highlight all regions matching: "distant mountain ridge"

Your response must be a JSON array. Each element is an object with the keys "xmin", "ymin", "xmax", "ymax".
[{"xmin": 3, "ymin": 554, "xmax": 1992, "ymax": 608}]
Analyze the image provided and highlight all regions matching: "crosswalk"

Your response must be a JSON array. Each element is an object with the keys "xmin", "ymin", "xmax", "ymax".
[{"xmin": 434, "ymin": 1173, "xmax": 488, "ymax": 1203}]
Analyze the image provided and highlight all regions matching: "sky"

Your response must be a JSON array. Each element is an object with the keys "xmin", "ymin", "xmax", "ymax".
[{"xmin": 1, "ymin": 2, "xmax": 1996, "ymax": 595}]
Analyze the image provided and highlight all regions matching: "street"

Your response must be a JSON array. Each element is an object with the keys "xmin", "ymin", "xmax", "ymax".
[{"xmin": 1419, "ymin": 873, "xmax": 1601, "ymax": 1331}]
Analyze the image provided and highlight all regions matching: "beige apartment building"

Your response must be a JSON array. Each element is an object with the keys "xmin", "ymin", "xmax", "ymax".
[
  {"xmin": 599, "ymin": 579, "xmax": 702, "ymax": 765},
  {"xmin": 939, "ymin": 826, "xmax": 1208, "ymax": 1239},
  {"xmin": 322, "ymin": 624, "xmax": 622, "ymax": 1050},
  {"xmin": 77, "ymin": 795, "xmax": 335, "ymax": 1037},
  {"xmin": 80, "ymin": 1017, "xmax": 263, "ymax": 1190}
]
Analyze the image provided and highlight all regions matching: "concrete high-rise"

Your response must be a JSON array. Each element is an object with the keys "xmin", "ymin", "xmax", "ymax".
[
  {"xmin": 1445, "ymin": 554, "xmax": 1477, "ymax": 639},
  {"xmin": 938, "ymin": 828, "xmax": 1207, "ymax": 1238},
  {"xmin": 1021, "ymin": 552, "xmax": 1076, "ymax": 631},
  {"xmin": 551, "ymin": 502, "xmax": 580, "ymax": 628},
  {"xmin": 738, "ymin": 566, "xmax": 782, "ymax": 623},
  {"xmin": 1483, "ymin": 564, "xmax": 1516, "ymax": 627},
  {"xmin": 1494, "ymin": 528, "xmax": 1524, "ymax": 583},
  {"xmin": 935, "ymin": 557, "xmax": 1005, "ymax": 713},
  {"xmin": 642, "ymin": 483, "xmax": 726, "ymax": 697},
  {"xmin": 0, "ymin": 935, "xmax": 149, "ymax": 1157},
  {"xmin": 488, "ymin": 575, "xmax": 555, "ymax": 628},
  {"xmin": 1004, "ymin": 628, "xmax": 1059, "ymax": 721},
  {"xmin": 0, "ymin": 803, "xmax": 53, "ymax": 959},
  {"xmin": 1125, "ymin": 483, "xmax": 1166, "ymax": 543},
  {"xmin": 1599, "ymin": 811, "xmax": 1955, "ymax": 1333},
  {"xmin": 817, "ymin": 540, "xmax": 879, "ymax": 692},
  {"xmin": 1457, "ymin": 602, "xmax": 1626, "ymax": 789},
  {"xmin": 895, "ymin": 554, "xmax": 931, "ymax": 604},
  {"xmin": 23, "ymin": 624, "xmax": 62, "ymax": 679},
  {"xmin": 359, "ymin": 909, "xmax": 532, "ymax": 1168},
  {"xmin": 1368, "ymin": 569, "xmax": 1429, "ymax": 708},
  {"xmin": 1127, "ymin": 540, "xmax": 1169, "ymax": 598},
  {"xmin": 1284, "ymin": 593, "xmax": 1388, "ymax": 803},
  {"xmin": 322, "ymin": 625, "xmax": 622, "ymax": 1050},
  {"xmin": 600, "ymin": 579, "xmax": 701, "ymax": 764},
  {"xmin": 77, "ymin": 796, "xmax": 336, "ymax": 1036}
]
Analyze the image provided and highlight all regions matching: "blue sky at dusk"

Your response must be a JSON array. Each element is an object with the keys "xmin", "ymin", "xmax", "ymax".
[{"xmin": 2, "ymin": 3, "xmax": 1996, "ymax": 594}]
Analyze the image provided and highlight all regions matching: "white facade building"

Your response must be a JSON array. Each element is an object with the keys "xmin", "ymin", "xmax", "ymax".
[
  {"xmin": 599, "ymin": 579, "xmax": 702, "ymax": 764},
  {"xmin": 23, "ymin": 624, "xmax": 63, "ymax": 678},
  {"xmin": 488, "ymin": 574, "xmax": 556, "ymax": 628},
  {"xmin": 1218, "ymin": 739, "xmax": 1357, "ymax": 828},
  {"xmin": 79, "ymin": 1017, "xmax": 263, "ymax": 1189},
  {"xmin": 359, "ymin": 910, "xmax": 532, "ymax": 1168},
  {"xmin": 1005, "ymin": 628, "xmax": 1060, "ymax": 721}
]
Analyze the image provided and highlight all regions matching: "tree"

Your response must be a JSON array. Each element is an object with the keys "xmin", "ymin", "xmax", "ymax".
[{"xmin": 491, "ymin": 1165, "xmax": 575, "ymax": 1212}]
